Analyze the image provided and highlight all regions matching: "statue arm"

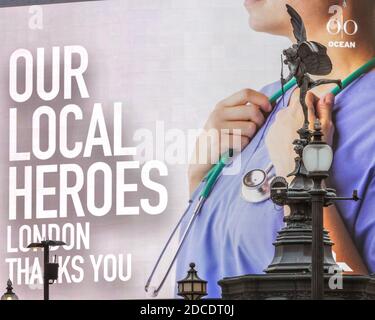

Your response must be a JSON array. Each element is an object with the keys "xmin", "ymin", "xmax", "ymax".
[
  {"xmin": 283, "ymin": 58, "xmax": 300, "ymax": 84},
  {"xmin": 283, "ymin": 72, "xmax": 294, "ymax": 84}
]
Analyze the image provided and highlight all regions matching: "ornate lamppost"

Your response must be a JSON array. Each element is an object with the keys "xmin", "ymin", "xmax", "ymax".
[
  {"xmin": 303, "ymin": 121, "xmax": 360, "ymax": 299},
  {"xmin": 265, "ymin": 124, "xmax": 337, "ymax": 275},
  {"xmin": 27, "ymin": 240, "xmax": 66, "ymax": 300},
  {"xmin": 303, "ymin": 121, "xmax": 334, "ymax": 299},
  {"xmin": 219, "ymin": 123, "xmax": 366, "ymax": 300},
  {"xmin": 177, "ymin": 263, "xmax": 207, "ymax": 300},
  {"xmin": 1, "ymin": 279, "xmax": 19, "ymax": 300},
  {"xmin": 269, "ymin": 122, "xmax": 359, "ymax": 300}
]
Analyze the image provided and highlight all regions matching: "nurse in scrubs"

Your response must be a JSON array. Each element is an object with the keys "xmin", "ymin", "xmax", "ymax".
[{"xmin": 177, "ymin": 0, "xmax": 375, "ymax": 298}]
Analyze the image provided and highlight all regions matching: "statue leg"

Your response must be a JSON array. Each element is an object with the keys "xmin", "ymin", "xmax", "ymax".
[
  {"xmin": 309, "ymin": 79, "xmax": 342, "ymax": 90},
  {"xmin": 299, "ymin": 81, "xmax": 309, "ymax": 129}
]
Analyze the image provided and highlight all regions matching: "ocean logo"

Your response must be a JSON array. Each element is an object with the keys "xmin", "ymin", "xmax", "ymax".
[{"xmin": 326, "ymin": 4, "xmax": 358, "ymax": 49}]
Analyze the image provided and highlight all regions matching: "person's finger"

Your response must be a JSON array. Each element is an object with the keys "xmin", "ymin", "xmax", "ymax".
[
  {"xmin": 222, "ymin": 121, "xmax": 257, "ymax": 138},
  {"xmin": 316, "ymin": 93, "xmax": 335, "ymax": 124},
  {"xmin": 305, "ymin": 91, "xmax": 318, "ymax": 125},
  {"xmin": 222, "ymin": 134, "xmax": 251, "ymax": 152},
  {"xmin": 217, "ymin": 89, "xmax": 272, "ymax": 112},
  {"xmin": 221, "ymin": 105, "xmax": 265, "ymax": 128}
]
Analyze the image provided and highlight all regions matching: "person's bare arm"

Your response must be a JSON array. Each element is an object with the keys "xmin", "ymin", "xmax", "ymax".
[{"xmin": 324, "ymin": 205, "xmax": 368, "ymax": 275}]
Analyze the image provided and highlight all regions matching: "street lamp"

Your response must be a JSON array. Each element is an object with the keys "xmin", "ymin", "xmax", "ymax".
[
  {"xmin": 1, "ymin": 279, "xmax": 19, "ymax": 300},
  {"xmin": 27, "ymin": 240, "xmax": 66, "ymax": 300},
  {"xmin": 303, "ymin": 120, "xmax": 333, "ymax": 300},
  {"xmin": 219, "ymin": 121, "xmax": 367, "ymax": 300},
  {"xmin": 267, "ymin": 121, "xmax": 359, "ymax": 300},
  {"xmin": 177, "ymin": 263, "xmax": 207, "ymax": 300}
]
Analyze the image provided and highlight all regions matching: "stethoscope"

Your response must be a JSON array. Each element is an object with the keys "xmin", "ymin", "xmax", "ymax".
[
  {"xmin": 241, "ymin": 163, "xmax": 275, "ymax": 203},
  {"xmin": 144, "ymin": 57, "xmax": 375, "ymax": 297}
]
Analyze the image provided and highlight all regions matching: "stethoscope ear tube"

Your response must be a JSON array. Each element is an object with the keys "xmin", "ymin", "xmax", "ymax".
[
  {"xmin": 144, "ymin": 198, "xmax": 201, "ymax": 297},
  {"xmin": 145, "ymin": 151, "xmax": 232, "ymax": 296}
]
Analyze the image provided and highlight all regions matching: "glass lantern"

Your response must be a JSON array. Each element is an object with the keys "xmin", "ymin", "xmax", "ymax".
[
  {"xmin": 177, "ymin": 263, "xmax": 207, "ymax": 300},
  {"xmin": 1, "ymin": 279, "xmax": 19, "ymax": 300},
  {"xmin": 303, "ymin": 119, "xmax": 333, "ymax": 176},
  {"xmin": 303, "ymin": 143, "xmax": 333, "ymax": 173}
]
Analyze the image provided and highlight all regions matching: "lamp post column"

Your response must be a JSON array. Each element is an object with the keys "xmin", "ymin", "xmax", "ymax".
[
  {"xmin": 303, "ymin": 120, "xmax": 332, "ymax": 300},
  {"xmin": 44, "ymin": 244, "xmax": 49, "ymax": 301},
  {"xmin": 311, "ymin": 181, "xmax": 325, "ymax": 300}
]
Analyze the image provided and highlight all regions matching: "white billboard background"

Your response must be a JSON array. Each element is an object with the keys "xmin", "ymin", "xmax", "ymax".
[{"xmin": 0, "ymin": 0, "xmax": 288, "ymax": 299}]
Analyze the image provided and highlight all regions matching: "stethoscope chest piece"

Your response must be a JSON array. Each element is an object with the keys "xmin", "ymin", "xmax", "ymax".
[{"xmin": 241, "ymin": 165, "xmax": 274, "ymax": 203}]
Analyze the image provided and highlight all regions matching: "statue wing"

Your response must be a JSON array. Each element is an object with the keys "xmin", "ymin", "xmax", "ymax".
[
  {"xmin": 286, "ymin": 4, "xmax": 307, "ymax": 43},
  {"xmin": 298, "ymin": 42, "xmax": 333, "ymax": 75}
]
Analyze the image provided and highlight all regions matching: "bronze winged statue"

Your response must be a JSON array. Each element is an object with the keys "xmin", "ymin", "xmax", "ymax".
[{"xmin": 282, "ymin": 4, "xmax": 342, "ymax": 129}]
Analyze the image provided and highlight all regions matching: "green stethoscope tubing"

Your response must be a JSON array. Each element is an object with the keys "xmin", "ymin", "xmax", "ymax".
[{"xmin": 144, "ymin": 56, "xmax": 375, "ymax": 296}]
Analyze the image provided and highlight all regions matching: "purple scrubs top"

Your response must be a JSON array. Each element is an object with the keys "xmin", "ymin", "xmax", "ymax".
[{"xmin": 176, "ymin": 71, "xmax": 375, "ymax": 298}]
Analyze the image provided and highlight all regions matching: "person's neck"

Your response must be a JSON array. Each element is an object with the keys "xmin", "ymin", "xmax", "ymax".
[
  {"xmin": 287, "ymin": 28, "xmax": 375, "ymax": 98},
  {"xmin": 286, "ymin": 7, "xmax": 375, "ymax": 78},
  {"xmin": 316, "ymin": 4, "xmax": 375, "ymax": 78},
  {"xmin": 286, "ymin": 6, "xmax": 375, "ymax": 97},
  {"xmin": 318, "ymin": 32, "xmax": 375, "ymax": 79}
]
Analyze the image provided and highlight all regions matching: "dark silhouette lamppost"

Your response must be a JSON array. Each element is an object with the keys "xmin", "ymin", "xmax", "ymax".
[
  {"xmin": 219, "ymin": 120, "xmax": 364, "ymax": 300},
  {"xmin": 1, "ymin": 279, "xmax": 19, "ymax": 300},
  {"xmin": 27, "ymin": 240, "xmax": 66, "ymax": 300},
  {"xmin": 177, "ymin": 263, "xmax": 207, "ymax": 300},
  {"xmin": 302, "ymin": 120, "xmax": 360, "ymax": 299},
  {"xmin": 268, "ymin": 120, "xmax": 359, "ymax": 300},
  {"xmin": 303, "ymin": 120, "xmax": 335, "ymax": 299}
]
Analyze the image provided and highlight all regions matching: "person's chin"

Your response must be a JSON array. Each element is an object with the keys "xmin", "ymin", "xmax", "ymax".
[
  {"xmin": 248, "ymin": 16, "xmax": 267, "ymax": 32},
  {"xmin": 248, "ymin": 17, "xmax": 259, "ymax": 31}
]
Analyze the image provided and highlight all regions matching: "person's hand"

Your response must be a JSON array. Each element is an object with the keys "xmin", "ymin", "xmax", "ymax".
[
  {"xmin": 188, "ymin": 89, "xmax": 272, "ymax": 195},
  {"xmin": 265, "ymin": 90, "xmax": 335, "ymax": 179}
]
